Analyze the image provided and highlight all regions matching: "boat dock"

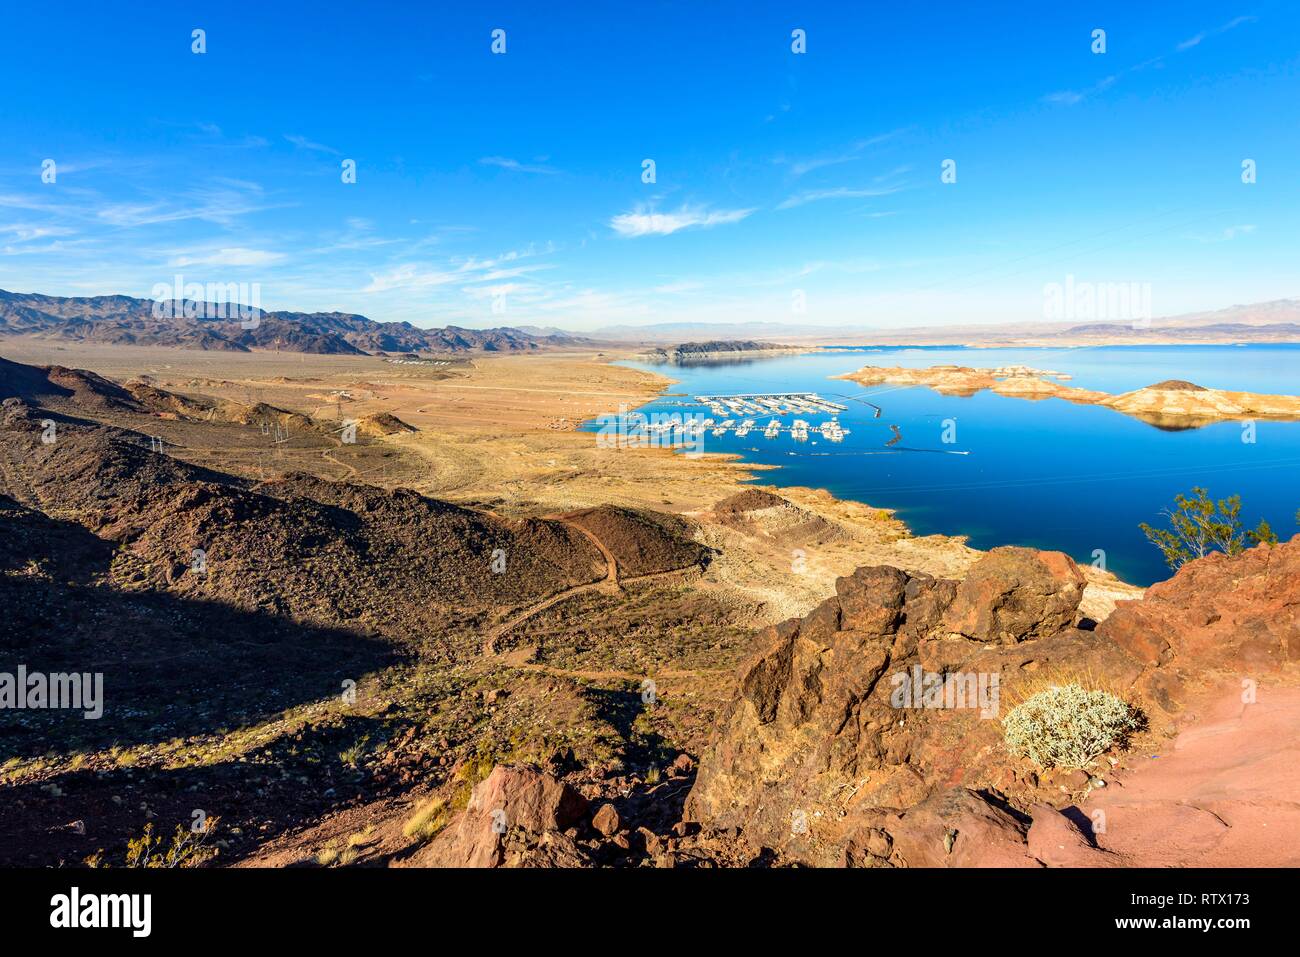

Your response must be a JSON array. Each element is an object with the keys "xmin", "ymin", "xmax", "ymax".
[{"xmin": 694, "ymin": 392, "xmax": 850, "ymax": 417}]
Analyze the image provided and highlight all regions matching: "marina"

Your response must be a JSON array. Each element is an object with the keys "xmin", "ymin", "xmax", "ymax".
[
  {"xmin": 694, "ymin": 391, "xmax": 850, "ymax": 417},
  {"xmin": 675, "ymin": 391, "xmax": 854, "ymax": 442}
]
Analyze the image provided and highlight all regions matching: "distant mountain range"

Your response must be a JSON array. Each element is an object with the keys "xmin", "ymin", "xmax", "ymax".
[
  {"xmin": 555, "ymin": 300, "xmax": 1300, "ymax": 346},
  {"xmin": 0, "ymin": 289, "xmax": 585, "ymax": 355},
  {"xmin": 576, "ymin": 321, "xmax": 844, "ymax": 343},
  {"xmin": 3, "ymin": 288, "xmax": 1298, "ymax": 355},
  {"xmin": 641, "ymin": 340, "xmax": 798, "ymax": 361}
]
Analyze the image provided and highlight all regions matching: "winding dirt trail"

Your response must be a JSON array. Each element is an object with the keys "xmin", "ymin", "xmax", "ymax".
[
  {"xmin": 320, "ymin": 448, "xmax": 359, "ymax": 478},
  {"xmin": 481, "ymin": 511, "xmax": 701, "ymax": 657},
  {"xmin": 559, "ymin": 512, "xmax": 619, "ymax": 583}
]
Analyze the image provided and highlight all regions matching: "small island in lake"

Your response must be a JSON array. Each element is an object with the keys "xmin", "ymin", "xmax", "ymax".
[{"xmin": 834, "ymin": 364, "xmax": 1300, "ymax": 428}]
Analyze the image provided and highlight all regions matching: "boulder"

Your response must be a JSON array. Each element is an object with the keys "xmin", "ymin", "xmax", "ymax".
[
  {"xmin": 941, "ymin": 547, "xmax": 1085, "ymax": 643},
  {"xmin": 867, "ymin": 788, "xmax": 1040, "ymax": 868},
  {"xmin": 416, "ymin": 765, "xmax": 589, "ymax": 867},
  {"xmin": 591, "ymin": 803, "xmax": 621, "ymax": 837},
  {"xmin": 1026, "ymin": 804, "xmax": 1117, "ymax": 867}
]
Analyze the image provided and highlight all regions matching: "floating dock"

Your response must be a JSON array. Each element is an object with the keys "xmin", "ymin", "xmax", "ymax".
[{"xmin": 694, "ymin": 392, "xmax": 850, "ymax": 417}]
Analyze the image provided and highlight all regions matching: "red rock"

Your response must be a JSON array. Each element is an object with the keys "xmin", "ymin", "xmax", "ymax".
[
  {"xmin": 942, "ymin": 547, "xmax": 1085, "ymax": 643},
  {"xmin": 591, "ymin": 802, "xmax": 621, "ymax": 837},
  {"xmin": 416, "ymin": 765, "xmax": 588, "ymax": 867},
  {"xmin": 877, "ymin": 788, "xmax": 1040, "ymax": 868},
  {"xmin": 836, "ymin": 565, "xmax": 909, "ymax": 635},
  {"xmin": 1100, "ymin": 536, "xmax": 1300, "ymax": 671},
  {"xmin": 687, "ymin": 540, "xmax": 1300, "ymax": 867},
  {"xmin": 1026, "ymin": 804, "xmax": 1116, "ymax": 866}
]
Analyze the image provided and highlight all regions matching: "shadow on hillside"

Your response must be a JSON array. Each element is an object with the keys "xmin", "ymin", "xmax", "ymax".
[
  {"xmin": 0, "ymin": 503, "xmax": 399, "ymax": 760},
  {"xmin": 0, "ymin": 711, "xmax": 401, "ymax": 867},
  {"xmin": 582, "ymin": 685, "xmax": 673, "ymax": 773}
]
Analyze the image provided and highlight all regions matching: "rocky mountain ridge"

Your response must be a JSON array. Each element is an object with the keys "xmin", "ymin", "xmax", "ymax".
[{"xmin": 0, "ymin": 289, "xmax": 579, "ymax": 355}]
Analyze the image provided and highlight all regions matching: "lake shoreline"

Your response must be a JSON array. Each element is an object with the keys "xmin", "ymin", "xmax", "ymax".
[
  {"xmin": 608, "ymin": 352, "xmax": 1145, "ymax": 613},
  {"xmin": 616, "ymin": 343, "xmax": 1300, "ymax": 588}
]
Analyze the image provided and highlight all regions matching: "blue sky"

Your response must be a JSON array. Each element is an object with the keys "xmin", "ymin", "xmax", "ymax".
[{"xmin": 1, "ymin": 1, "xmax": 1296, "ymax": 330}]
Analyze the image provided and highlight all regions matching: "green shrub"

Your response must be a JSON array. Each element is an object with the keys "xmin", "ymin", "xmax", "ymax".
[
  {"xmin": 1003, "ymin": 684, "xmax": 1140, "ymax": 770},
  {"xmin": 1140, "ymin": 486, "xmax": 1278, "ymax": 570}
]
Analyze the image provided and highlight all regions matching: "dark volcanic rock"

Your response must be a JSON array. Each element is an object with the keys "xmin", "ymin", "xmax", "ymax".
[{"xmin": 941, "ymin": 546, "xmax": 1086, "ymax": 643}]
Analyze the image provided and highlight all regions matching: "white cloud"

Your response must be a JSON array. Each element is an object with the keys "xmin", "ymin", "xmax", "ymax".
[
  {"xmin": 93, "ymin": 184, "xmax": 276, "ymax": 228},
  {"xmin": 609, "ymin": 204, "xmax": 754, "ymax": 237},
  {"xmin": 1179, "ymin": 15, "xmax": 1256, "ymax": 52},
  {"xmin": 776, "ymin": 131, "xmax": 906, "ymax": 177},
  {"xmin": 362, "ymin": 264, "xmax": 459, "ymax": 293},
  {"xmin": 170, "ymin": 247, "xmax": 286, "ymax": 267},
  {"xmin": 479, "ymin": 156, "xmax": 559, "ymax": 175},
  {"xmin": 284, "ymin": 134, "xmax": 340, "ymax": 155},
  {"xmin": 777, "ymin": 186, "xmax": 902, "ymax": 210},
  {"xmin": 1189, "ymin": 224, "xmax": 1257, "ymax": 243},
  {"xmin": 1051, "ymin": 16, "xmax": 1257, "ymax": 106},
  {"xmin": 0, "ymin": 223, "xmax": 74, "ymax": 242}
]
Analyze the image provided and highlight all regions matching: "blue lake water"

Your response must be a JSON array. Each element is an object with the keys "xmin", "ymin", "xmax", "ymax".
[{"xmin": 597, "ymin": 345, "xmax": 1300, "ymax": 586}]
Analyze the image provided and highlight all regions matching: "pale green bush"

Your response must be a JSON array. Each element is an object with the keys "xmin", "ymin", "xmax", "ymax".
[{"xmin": 1003, "ymin": 684, "xmax": 1141, "ymax": 770}]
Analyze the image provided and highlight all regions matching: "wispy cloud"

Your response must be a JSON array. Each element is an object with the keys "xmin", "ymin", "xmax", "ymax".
[
  {"xmin": 0, "ymin": 223, "xmax": 75, "ymax": 242},
  {"xmin": 775, "ymin": 131, "xmax": 905, "ymax": 177},
  {"xmin": 1189, "ymin": 223, "xmax": 1256, "ymax": 243},
  {"xmin": 1046, "ymin": 15, "xmax": 1257, "ymax": 106},
  {"xmin": 361, "ymin": 246, "xmax": 554, "ymax": 293},
  {"xmin": 95, "ymin": 184, "xmax": 277, "ymax": 228},
  {"xmin": 609, "ymin": 204, "xmax": 754, "ymax": 237},
  {"xmin": 1178, "ymin": 15, "xmax": 1256, "ymax": 51},
  {"xmin": 777, "ymin": 185, "xmax": 903, "ymax": 210},
  {"xmin": 1044, "ymin": 74, "xmax": 1117, "ymax": 106},
  {"xmin": 479, "ymin": 156, "xmax": 560, "ymax": 175},
  {"xmin": 362, "ymin": 264, "xmax": 459, "ymax": 293},
  {"xmin": 195, "ymin": 124, "xmax": 267, "ymax": 149},
  {"xmin": 170, "ymin": 247, "xmax": 286, "ymax": 267},
  {"xmin": 284, "ymin": 133, "xmax": 340, "ymax": 155}
]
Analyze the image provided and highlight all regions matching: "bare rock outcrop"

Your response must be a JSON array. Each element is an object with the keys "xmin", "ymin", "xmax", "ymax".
[
  {"xmin": 941, "ymin": 546, "xmax": 1085, "ymax": 643},
  {"xmin": 415, "ymin": 765, "xmax": 590, "ymax": 867},
  {"xmin": 686, "ymin": 538, "xmax": 1300, "ymax": 866},
  {"xmin": 1098, "ymin": 539, "xmax": 1300, "ymax": 670}
]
